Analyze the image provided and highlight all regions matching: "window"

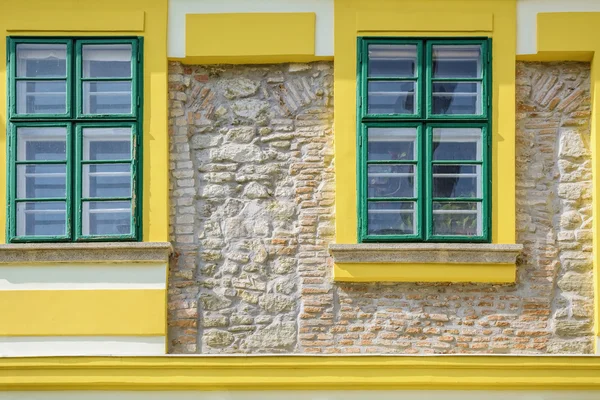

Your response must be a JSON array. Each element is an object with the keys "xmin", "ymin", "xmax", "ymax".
[
  {"xmin": 7, "ymin": 38, "xmax": 142, "ymax": 242},
  {"xmin": 358, "ymin": 38, "xmax": 490, "ymax": 242}
]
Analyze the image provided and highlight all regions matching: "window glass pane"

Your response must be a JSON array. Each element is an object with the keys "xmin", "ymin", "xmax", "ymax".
[
  {"xmin": 432, "ymin": 128, "xmax": 482, "ymax": 161},
  {"xmin": 432, "ymin": 201, "xmax": 481, "ymax": 236},
  {"xmin": 368, "ymin": 81, "xmax": 415, "ymax": 114},
  {"xmin": 367, "ymin": 201, "xmax": 415, "ymax": 236},
  {"xmin": 82, "ymin": 44, "xmax": 132, "ymax": 78},
  {"xmin": 83, "ymin": 81, "xmax": 132, "ymax": 115},
  {"xmin": 82, "ymin": 163, "xmax": 131, "ymax": 198},
  {"xmin": 17, "ymin": 127, "xmax": 66, "ymax": 161},
  {"xmin": 82, "ymin": 127, "xmax": 132, "ymax": 160},
  {"xmin": 368, "ymin": 127, "xmax": 417, "ymax": 161},
  {"xmin": 16, "ymin": 201, "xmax": 66, "ymax": 237},
  {"xmin": 16, "ymin": 81, "xmax": 66, "ymax": 114},
  {"xmin": 368, "ymin": 165, "xmax": 415, "ymax": 198},
  {"xmin": 17, "ymin": 164, "xmax": 66, "ymax": 199},
  {"xmin": 432, "ymin": 165, "xmax": 481, "ymax": 198},
  {"xmin": 16, "ymin": 44, "xmax": 67, "ymax": 78},
  {"xmin": 432, "ymin": 45, "xmax": 482, "ymax": 78},
  {"xmin": 82, "ymin": 201, "xmax": 131, "ymax": 236},
  {"xmin": 368, "ymin": 44, "xmax": 417, "ymax": 77},
  {"xmin": 431, "ymin": 82, "xmax": 481, "ymax": 115}
]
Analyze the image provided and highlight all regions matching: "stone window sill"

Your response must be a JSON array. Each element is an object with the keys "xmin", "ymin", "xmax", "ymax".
[
  {"xmin": 0, "ymin": 242, "xmax": 172, "ymax": 264},
  {"xmin": 328, "ymin": 243, "xmax": 523, "ymax": 283}
]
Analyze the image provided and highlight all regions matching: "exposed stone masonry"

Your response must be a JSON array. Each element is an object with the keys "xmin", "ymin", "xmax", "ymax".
[
  {"xmin": 168, "ymin": 62, "xmax": 334, "ymax": 353},
  {"xmin": 515, "ymin": 62, "xmax": 594, "ymax": 352},
  {"xmin": 168, "ymin": 61, "xmax": 594, "ymax": 354}
]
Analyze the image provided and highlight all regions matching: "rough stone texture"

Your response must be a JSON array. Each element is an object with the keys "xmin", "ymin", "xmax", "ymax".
[
  {"xmin": 168, "ymin": 62, "xmax": 334, "ymax": 353},
  {"xmin": 514, "ymin": 62, "xmax": 594, "ymax": 353},
  {"xmin": 168, "ymin": 61, "xmax": 594, "ymax": 354}
]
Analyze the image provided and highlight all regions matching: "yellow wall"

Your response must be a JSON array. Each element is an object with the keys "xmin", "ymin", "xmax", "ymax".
[
  {"xmin": 0, "ymin": 0, "xmax": 169, "ymax": 243},
  {"xmin": 182, "ymin": 13, "xmax": 325, "ymax": 65},
  {"xmin": 0, "ymin": 289, "xmax": 165, "ymax": 336},
  {"xmin": 333, "ymin": 0, "xmax": 517, "ymax": 246}
]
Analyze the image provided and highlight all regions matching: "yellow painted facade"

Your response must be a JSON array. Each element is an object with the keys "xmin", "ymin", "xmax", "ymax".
[
  {"xmin": 0, "ymin": 0, "xmax": 169, "ymax": 243},
  {"xmin": 0, "ymin": 0, "xmax": 600, "ymax": 393}
]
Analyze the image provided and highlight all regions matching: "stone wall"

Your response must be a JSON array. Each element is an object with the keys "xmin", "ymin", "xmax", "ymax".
[
  {"xmin": 167, "ymin": 62, "xmax": 335, "ymax": 353},
  {"xmin": 167, "ymin": 61, "xmax": 594, "ymax": 354}
]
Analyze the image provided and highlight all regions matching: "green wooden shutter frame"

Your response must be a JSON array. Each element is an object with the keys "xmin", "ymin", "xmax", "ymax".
[
  {"xmin": 357, "ymin": 37, "xmax": 492, "ymax": 243},
  {"xmin": 6, "ymin": 37, "xmax": 143, "ymax": 242}
]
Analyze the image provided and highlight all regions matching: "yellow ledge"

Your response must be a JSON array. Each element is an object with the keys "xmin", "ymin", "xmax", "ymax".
[
  {"xmin": 329, "ymin": 243, "xmax": 522, "ymax": 283},
  {"xmin": 334, "ymin": 262, "xmax": 516, "ymax": 283},
  {"xmin": 1, "ymin": 356, "xmax": 600, "ymax": 390}
]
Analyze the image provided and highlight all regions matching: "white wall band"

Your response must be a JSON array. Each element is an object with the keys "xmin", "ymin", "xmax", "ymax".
[
  {"xmin": 517, "ymin": 0, "xmax": 600, "ymax": 55},
  {"xmin": 0, "ymin": 264, "xmax": 167, "ymax": 290},
  {"xmin": 0, "ymin": 336, "xmax": 166, "ymax": 357}
]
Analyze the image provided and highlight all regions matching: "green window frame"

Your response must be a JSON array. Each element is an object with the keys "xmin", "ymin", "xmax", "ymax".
[
  {"xmin": 6, "ymin": 37, "xmax": 143, "ymax": 242},
  {"xmin": 358, "ymin": 37, "xmax": 491, "ymax": 243}
]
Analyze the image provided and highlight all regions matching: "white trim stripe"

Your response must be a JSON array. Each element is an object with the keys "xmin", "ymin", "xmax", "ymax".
[
  {"xmin": 167, "ymin": 0, "xmax": 334, "ymax": 58},
  {"xmin": 0, "ymin": 264, "xmax": 166, "ymax": 290},
  {"xmin": 0, "ymin": 336, "xmax": 165, "ymax": 357},
  {"xmin": 517, "ymin": 0, "xmax": 600, "ymax": 55}
]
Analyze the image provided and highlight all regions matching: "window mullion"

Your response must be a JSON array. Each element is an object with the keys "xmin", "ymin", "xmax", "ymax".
[
  {"xmin": 66, "ymin": 122, "xmax": 74, "ymax": 240},
  {"xmin": 68, "ymin": 40, "xmax": 76, "ymax": 240},
  {"xmin": 423, "ymin": 123, "xmax": 431, "ymax": 242},
  {"xmin": 421, "ymin": 42, "xmax": 429, "ymax": 242}
]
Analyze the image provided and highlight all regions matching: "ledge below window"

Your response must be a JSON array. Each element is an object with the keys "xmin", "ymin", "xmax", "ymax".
[
  {"xmin": 0, "ymin": 242, "xmax": 172, "ymax": 264},
  {"xmin": 328, "ymin": 243, "xmax": 523, "ymax": 283}
]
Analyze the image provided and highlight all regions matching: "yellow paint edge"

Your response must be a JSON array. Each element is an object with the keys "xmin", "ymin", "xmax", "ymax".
[
  {"xmin": 0, "ymin": 290, "xmax": 165, "ymax": 336},
  {"xmin": 334, "ymin": 263, "xmax": 516, "ymax": 283},
  {"xmin": 516, "ymin": 52, "xmax": 594, "ymax": 62},
  {"xmin": 173, "ymin": 55, "xmax": 333, "ymax": 65},
  {"xmin": 2, "ymin": 355, "xmax": 600, "ymax": 390}
]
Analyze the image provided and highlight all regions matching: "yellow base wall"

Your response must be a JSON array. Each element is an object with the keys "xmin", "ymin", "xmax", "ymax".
[{"xmin": 2, "ymin": 356, "xmax": 600, "ymax": 391}]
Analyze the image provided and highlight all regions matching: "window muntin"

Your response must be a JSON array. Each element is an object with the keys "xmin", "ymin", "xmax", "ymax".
[
  {"xmin": 365, "ymin": 40, "xmax": 422, "ymax": 118},
  {"xmin": 11, "ymin": 39, "xmax": 72, "ymax": 119},
  {"xmin": 7, "ymin": 38, "xmax": 141, "ymax": 242},
  {"xmin": 76, "ymin": 40, "xmax": 138, "ymax": 118},
  {"xmin": 358, "ymin": 38, "xmax": 490, "ymax": 243}
]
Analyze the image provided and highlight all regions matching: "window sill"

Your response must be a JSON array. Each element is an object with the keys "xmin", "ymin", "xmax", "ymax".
[
  {"xmin": 0, "ymin": 242, "xmax": 172, "ymax": 264},
  {"xmin": 328, "ymin": 243, "xmax": 523, "ymax": 283}
]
